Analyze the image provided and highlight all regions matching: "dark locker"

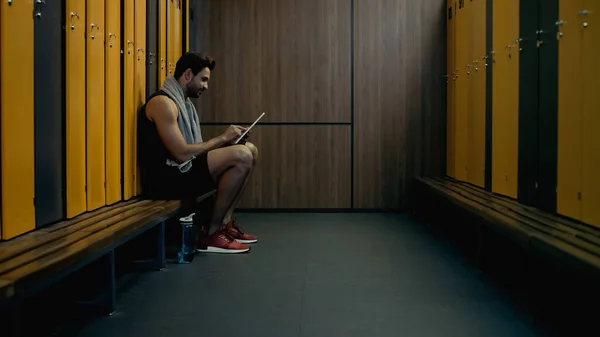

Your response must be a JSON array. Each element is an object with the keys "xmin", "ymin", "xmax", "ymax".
[
  {"xmin": 34, "ymin": 0, "xmax": 65, "ymax": 227},
  {"xmin": 147, "ymin": 0, "xmax": 159, "ymax": 95}
]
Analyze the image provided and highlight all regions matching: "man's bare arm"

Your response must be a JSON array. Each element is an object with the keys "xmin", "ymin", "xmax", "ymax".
[{"xmin": 146, "ymin": 96, "xmax": 228, "ymax": 163}]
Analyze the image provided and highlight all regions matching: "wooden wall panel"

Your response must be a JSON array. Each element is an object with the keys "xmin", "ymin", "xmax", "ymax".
[
  {"xmin": 193, "ymin": 0, "xmax": 446, "ymax": 210},
  {"xmin": 353, "ymin": 0, "xmax": 447, "ymax": 209},
  {"xmin": 1, "ymin": 0, "xmax": 36, "ymax": 239},
  {"xmin": 105, "ymin": 0, "xmax": 122, "ymax": 205},
  {"xmin": 65, "ymin": 1, "xmax": 87, "ymax": 217},
  {"xmin": 86, "ymin": 0, "xmax": 106, "ymax": 211},
  {"xmin": 194, "ymin": 0, "xmax": 351, "ymax": 123},
  {"xmin": 201, "ymin": 126, "xmax": 351, "ymax": 208}
]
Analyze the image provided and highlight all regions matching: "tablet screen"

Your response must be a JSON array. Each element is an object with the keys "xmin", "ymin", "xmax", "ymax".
[{"xmin": 234, "ymin": 112, "xmax": 266, "ymax": 144}]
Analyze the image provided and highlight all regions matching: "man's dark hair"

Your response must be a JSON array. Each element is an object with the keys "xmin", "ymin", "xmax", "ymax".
[{"xmin": 174, "ymin": 52, "xmax": 216, "ymax": 79}]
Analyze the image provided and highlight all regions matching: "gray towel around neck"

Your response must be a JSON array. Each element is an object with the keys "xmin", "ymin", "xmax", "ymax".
[{"xmin": 160, "ymin": 75, "xmax": 203, "ymax": 145}]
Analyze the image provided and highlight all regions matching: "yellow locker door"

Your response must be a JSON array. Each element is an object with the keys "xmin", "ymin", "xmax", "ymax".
[
  {"xmin": 86, "ymin": 0, "xmax": 106, "ymax": 211},
  {"xmin": 447, "ymin": 1, "xmax": 457, "ymax": 178},
  {"xmin": 582, "ymin": 0, "xmax": 600, "ymax": 227},
  {"xmin": 65, "ymin": 2, "xmax": 87, "ymax": 218},
  {"xmin": 1, "ymin": 0, "xmax": 35, "ymax": 239},
  {"xmin": 160, "ymin": 0, "xmax": 168, "ymax": 85},
  {"xmin": 106, "ymin": 0, "xmax": 122, "ymax": 205},
  {"xmin": 455, "ymin": 0, "xmax": 470, "ymax": 182},
  {"xmin": 134, "ymin": 0, "xmax": 147, "ymax": 196},
  {"xmin": 175, "ymin": 0, "xmax": 182, "ymax": 58},
  {"xmin": 492, "ymin": 0, "xmax": 519, "ymax": 198},
  {"xmin": 167, "ymin": 0, "xmax": 175, "ymax": 76},
  {"xmin": 473, "ymin": 0, "xmax": 487, "ymax": 188},
  {"xmin": 123, "ymin": 0, "xmax": 135, "ymax": 200},
  {"xmin": 557, "ymin": 0, "xmax": 585, "ymax": 220}
]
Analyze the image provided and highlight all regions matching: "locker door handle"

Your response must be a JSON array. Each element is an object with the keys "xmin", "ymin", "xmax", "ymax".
[
  {"xmin": 127, "ymin": 40, "xmax": 134, "ymax": 54},
  {"xmin": 108, "ymin": 33, "xmax": 117, "ymax": 47},
  {"xmin": 70, "ymin": 12, "xmax": 80, "ymax": 30}
]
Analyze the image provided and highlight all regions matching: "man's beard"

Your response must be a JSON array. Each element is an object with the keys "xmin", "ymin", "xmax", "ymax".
[{"xmin": 188, "ymin": 84, "xmax": 203, "ymax": 98}]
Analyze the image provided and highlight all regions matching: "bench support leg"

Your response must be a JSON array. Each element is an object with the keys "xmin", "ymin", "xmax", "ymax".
[
  {"xmin": 74, "ymin": 250, "xmax": 116, "ymax": 316},
  {"xmin": 132, "ymin": 221, "xmax": 166, "ymax": 271},
  {"xmin": 103, "ymin": 250, "xmax": 117, "ymax": 316}
]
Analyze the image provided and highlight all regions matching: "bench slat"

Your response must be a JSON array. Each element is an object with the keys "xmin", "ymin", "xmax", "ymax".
[
  {"xmin": 0, "ymin": 207, "xmax": 170, "ymax": 300},
  {"xmin": 416, "ymin": 177, "xmax": 600, "ymax": 275},
  {"xmin": 428, "ymin": 178, "xmax": 600, "ymax": 251},
  {"xmin": 0, "ymin": 205, "xmax": 165, "ymax": 276},
  {"xmin": 441, "ymin": 177, "xmax": 600, "ymax": 238},
  {"xmin": 417, "ymin": 178, "xmax": 534, "ymax": 245},
  {"xmin": 0, "ymin": 200, "xmax": 158, "ymax": 264}
]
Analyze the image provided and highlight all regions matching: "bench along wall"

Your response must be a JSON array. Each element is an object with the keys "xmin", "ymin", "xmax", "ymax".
[
  {"xmin": 192, "ymin": 0, "xmax": 448, "ymax": 210},
  {"xmin": 0, "ymin": 0, "xmax": 191, "ymax": 240},
  {"xmin": 445, "ymin": 0, "xmax": 600, "ymax": 228}
]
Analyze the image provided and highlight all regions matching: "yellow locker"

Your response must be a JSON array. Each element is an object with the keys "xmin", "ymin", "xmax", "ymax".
[
  {"xmin": 491, "ymin": 0, "xmax": 519, "ymax": 198},
  {"xmin": 174, "ymin": 1, "xmax": 182, "ymax": 74},
  {"xmin": 65, "ymin": 1, "xmax": 87, "ymax": 218},
  {"xmin": 557, "ymin": 0, "xmax": 585, "ymax": 220},
  {"xmin": 123, "ymin": 0, "xmax": 135, "ymax": 200},
  {"xmin": 582, "ymin": 0, "xmax": 600, "ymax": 227},
  {"xmin": 167, "ymin": 0, "xmax": 175, "ymax": 76},
  {"xmin": 160, "ymin": 0, "xmax": 168, "ymax": 85},
  {"xmin": 454, "ymin": 0, "xmax": 470, "ymax": 182},
  {"xmin": 106, "ymin": 0, "xmax": 122, "ymax": 205},
  {"xmin": 134, "ymin": 0, "xmax": 147, "ymax": 196},
  {"xmin": 86, "ymin": 0, "xmax": 106, "ymax": 211},
  {"xmin": 1, "ymin": 0, "xmax": 35, "ymax": 239},
  {"xmin": 447, "ymin": 1, "xmax": 456, "ymax": 178}
]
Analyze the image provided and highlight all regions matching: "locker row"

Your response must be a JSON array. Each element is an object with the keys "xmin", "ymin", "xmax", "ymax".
[
  {"xmin": 445, "ymin": 0, "xmax": 600, "ymax": 228},
  {"xmin": 0, "ymin": 0, "xmax": 190, "ymax": 240}
]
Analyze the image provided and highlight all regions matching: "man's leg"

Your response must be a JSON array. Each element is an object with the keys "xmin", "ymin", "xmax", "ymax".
[
  {"xmin": 223, "ymin": 142, "xmax": 258, "ymax": 224},
  {"xmin": 197, "ymin": 145, "xmax": 253, "ymax": 253},
  {"xmin": 221, "ymin": 142, "xmax": 259, "ymax": 244}
]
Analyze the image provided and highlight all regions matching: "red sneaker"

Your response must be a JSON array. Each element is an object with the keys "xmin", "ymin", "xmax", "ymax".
[
  {"xmin": 224, "ymin": 219, "xmax": 258, "ymax": 244},
  {"xmin": 197, "ymin": 229, "xmax": 250, "ymax": 254}
]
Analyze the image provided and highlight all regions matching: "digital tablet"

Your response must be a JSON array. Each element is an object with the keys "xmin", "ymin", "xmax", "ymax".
[{"xmin": 234, "ymin": 112, "xmax": 266, "ymax": 144}]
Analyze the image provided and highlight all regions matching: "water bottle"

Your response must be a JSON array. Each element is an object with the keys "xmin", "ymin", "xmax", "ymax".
[{"xmin": 177, "ymin": 213, "xmax": 196, "ymax": 264}]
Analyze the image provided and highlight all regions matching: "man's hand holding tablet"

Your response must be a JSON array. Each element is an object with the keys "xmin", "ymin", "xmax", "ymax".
[{"xmin": 232, "ymin": 112, "xmax": 266, "ymax": 145}]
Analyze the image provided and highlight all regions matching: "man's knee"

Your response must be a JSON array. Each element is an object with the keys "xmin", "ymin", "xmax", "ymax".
[
  {"xmin": 207, "ymin": 145, "xmax": 253, "ymax": 178},
  {"xmin": 244, "ymin": 142, "xmax": 259, "ymax": 163},
  {"xmin": 232, "ymin": 145, "xmax": 253, "ymax": 168}
]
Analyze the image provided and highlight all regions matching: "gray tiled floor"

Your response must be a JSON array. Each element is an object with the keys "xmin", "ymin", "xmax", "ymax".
[{"xmin": 73, "ymin": 213, "xmax": 544, "ymax": 337}]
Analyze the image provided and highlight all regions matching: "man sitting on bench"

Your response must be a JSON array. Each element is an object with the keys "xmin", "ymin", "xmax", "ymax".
[{"xmin": 137, "ymin": 52, "xmax": 258, "ymax": 254}]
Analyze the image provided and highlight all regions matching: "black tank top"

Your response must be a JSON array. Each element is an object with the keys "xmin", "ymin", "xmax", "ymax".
[{"xmin": 137, "ymin": 90, "xmax": 177, "ymax": 189}]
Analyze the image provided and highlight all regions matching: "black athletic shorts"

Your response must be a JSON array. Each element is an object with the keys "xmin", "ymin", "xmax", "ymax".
[{"xmin": 142, "ymin": 153, "xmax": 217, "ymax": 200}]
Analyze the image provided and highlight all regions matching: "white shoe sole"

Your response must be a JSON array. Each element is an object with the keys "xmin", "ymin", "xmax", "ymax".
[
  {"xmin": 197, "ymin": 246, "xmax": 250, "ymax": 254},
  {"xmin": 235, "ymin": 238, "xmax": 258, "ymax": 244}
]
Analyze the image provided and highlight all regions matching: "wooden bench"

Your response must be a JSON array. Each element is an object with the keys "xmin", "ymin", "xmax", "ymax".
[
  {"xmin": 0, "ymin": 190, "xmax": 215, "ymax": 316},
  {"xmin": 411, "ymin": 176, "xmax": 600, "ymax": 280}
]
